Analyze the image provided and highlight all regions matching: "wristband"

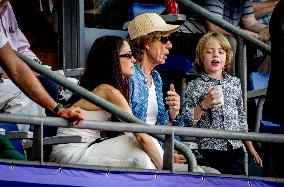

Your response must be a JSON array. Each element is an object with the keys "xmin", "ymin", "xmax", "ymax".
[{"xmin": 52, "ymin": 103, "xmax": 64, "ymax": 115}]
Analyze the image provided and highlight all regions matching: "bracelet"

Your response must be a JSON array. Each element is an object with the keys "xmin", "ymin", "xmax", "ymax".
[
  {"xmin": 169, "ymin": 118, "xmax": 177, "ymax": 123},
  {"xmin": 52, "ymin": 103, "xmax": 64, "ymax": 115},
  {"xmin": 198, "ymin": 103, "xmax": 207, "ymax": 112}
]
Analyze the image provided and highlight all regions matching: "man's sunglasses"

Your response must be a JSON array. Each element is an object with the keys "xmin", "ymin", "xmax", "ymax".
[{"xmin": 160, "ymin": 36, "xmax": 171, "ymax": 44}]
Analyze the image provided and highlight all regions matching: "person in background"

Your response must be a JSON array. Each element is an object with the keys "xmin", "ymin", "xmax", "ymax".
[
  {"xmin": 180, "ymin": 0, "xmax": 270, "ymax": 41},
  {"xmin": 50, "ymin": 36, "xmax": 164, "ymax": 170},
  {"xmin": 181, "ymin": 32, "xmax": 262, "ymax": 175},
  {"xmin": 0, "ymin": 0, "xmax": 60, "ymax": 132},
  {"xmin": 175, "ymin": 0, "xmax": 270, "ymax": 75},
  {"xmin": 0, "ymin": 27, "xmax": 84, "ymax": 160},
  {"xmin": 262, "ymin": 0, "xmax": 284, "ymax": 177},
  {"xmin": 251, "ymin": 0, "xmax": 279, "ymax": 73},
  {"xmin": 252, "ymin": 0, "xmax": 279, "ymax": 25}
]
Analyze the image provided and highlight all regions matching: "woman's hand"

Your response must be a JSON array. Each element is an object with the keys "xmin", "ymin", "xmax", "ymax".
[{"xmin": 165, "ymin": 84, "xmax": 180, "ymax": 120}]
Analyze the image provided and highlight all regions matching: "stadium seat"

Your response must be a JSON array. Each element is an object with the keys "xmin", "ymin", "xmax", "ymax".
[{"xmin": 249, "ymin": 72, "xmax": 284, "ymax": 133}]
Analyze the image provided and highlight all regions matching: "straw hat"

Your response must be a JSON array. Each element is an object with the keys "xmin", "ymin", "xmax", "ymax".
[{"xmin": 128, "ymin": 13, "xmax": 180, "ymax": 40}]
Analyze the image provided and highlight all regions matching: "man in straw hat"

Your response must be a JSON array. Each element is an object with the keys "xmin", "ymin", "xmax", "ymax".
[{"xmin": 127, "ymin": 13, "xmax": 220, "ymax": 173}]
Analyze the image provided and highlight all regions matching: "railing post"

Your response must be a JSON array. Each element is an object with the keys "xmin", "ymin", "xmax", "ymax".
[
  {"xmin": 235, "ymin": 38, "xmax": 247, "ymax": 114},
  {"xmin": 32, "ymin": 123, "xmax": 43, "ymax": 164},
  {"xmin": 163, "ymin": 132, "xmax": 174, "ymax": 171}
]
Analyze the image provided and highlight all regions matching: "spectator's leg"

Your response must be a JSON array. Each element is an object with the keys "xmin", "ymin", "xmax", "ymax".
[
  {"xmin": 228, "ymin": 145, "xmax": 246, "ymax": 175},
  {"xmin": 198, "ymin": 149, "xmax": 230, "ymax": 174},
  {"xmin": 0, "ymin": 135, "xmax": 26, "ymax": 160},
  {"xmin": 1, "ymin": 79, "xmax": 42, "ymax": 132}
]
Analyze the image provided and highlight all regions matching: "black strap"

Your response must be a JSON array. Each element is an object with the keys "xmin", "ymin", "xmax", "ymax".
[{"xmin": 88, "ymin": 137, "xmax": 108, "ymax": 147}]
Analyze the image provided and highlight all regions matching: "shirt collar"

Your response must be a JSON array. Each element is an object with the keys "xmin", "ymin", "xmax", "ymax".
[{"xmin": 200, "ymin": 71, "xmax": 230, "ymax": 84}]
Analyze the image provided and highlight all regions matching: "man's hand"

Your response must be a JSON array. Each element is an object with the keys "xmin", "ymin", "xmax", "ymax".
[
  {"xmin": 174, "ymin": 150, "xmax": 187, "ymax": 164},
  {"xmin": 259, "ymin": 25, "xmax": 270, "ymax": 41},
  {"xmin": 57, "ymin": 107, "xmax": 84, "ymax": 126},
  {"xmin": 165, "ymin": 84, "xmax": 180, "ymax": 120}
]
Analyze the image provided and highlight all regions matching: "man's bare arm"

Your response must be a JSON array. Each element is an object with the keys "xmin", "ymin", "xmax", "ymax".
[
  {"xmin": 252, "ymin": 0, "xmax": 279, "ymax": 20},
  {"xmin": 0, "ymin": 42, "xmax": 84, "ymax": 124}
]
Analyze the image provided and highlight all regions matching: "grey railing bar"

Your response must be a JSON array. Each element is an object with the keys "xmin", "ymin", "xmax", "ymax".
[
  {"xmin": 163, "ymin": 132, "xmax": 174, "ymax": 171},
  {"xmin": 247, "ymin": 88, "xmax": 267, "ymax": 99},
  {"xmin": 1, "ymin": 113, "xmax": 284, "ymax": 144},
  {"xmin": 179, "ymin": 0, "xmax": 271, "ymax": 54},
  {"xmin": 14, "ymin": 52, "xmax": 197, "ymax": 172},
  {"xmin": 235, "ymin": 39, "xmax": 248, "ymax": 113}
]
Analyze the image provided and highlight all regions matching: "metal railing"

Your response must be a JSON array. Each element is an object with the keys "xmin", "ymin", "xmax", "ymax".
[{"xmin": 1, "ymin": 113, "xmax": 284, "ymax": 177}]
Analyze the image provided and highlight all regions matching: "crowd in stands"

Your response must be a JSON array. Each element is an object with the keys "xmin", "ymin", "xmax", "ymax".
[{"xmin": 0, "ymin": 0, "xmax": 283, "ymax": 178}]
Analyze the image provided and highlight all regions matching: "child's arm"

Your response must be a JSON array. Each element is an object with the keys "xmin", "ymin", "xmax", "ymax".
[
  {"xmin": 243, "ymin": 140, "xmax": 263, "ymax": 167},
  {"xmin": 194, "ymin": 87, "xmax": 221, "ymax": 120}
]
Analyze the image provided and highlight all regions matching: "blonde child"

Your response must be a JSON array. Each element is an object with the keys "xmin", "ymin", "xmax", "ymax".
[{"xmin": 181, "ymin": 32, "xmax": 262, "ymax": 175}]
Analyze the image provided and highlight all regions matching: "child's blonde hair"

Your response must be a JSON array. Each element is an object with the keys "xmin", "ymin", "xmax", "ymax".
[{"xmin": 193, "ymin": 32, "xmax": 233, "ymax": 74}]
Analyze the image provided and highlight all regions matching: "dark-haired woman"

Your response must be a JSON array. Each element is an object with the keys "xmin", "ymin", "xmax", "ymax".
[{"xmin": 50, "ymin": 36, "xmax": 163, "ymax": 169}]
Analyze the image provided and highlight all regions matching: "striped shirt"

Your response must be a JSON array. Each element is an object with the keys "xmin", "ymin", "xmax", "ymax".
[{"xmin": 179, "ymin": 0, "xmax": 254, "ymax": 33}]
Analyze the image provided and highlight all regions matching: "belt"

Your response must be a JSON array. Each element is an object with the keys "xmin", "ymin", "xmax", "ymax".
[{"xmin": 88, "ymin": 137, "xmax": 108, "ymax": 147}]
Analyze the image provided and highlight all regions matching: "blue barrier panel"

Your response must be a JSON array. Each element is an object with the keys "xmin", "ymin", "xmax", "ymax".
[{"xmin": 0, "ymin": 162, "xmax": 282, "ymax": 187}]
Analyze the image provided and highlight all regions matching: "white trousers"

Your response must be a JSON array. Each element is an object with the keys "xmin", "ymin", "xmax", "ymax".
[{"xmin": 0, "ymin": 79, "xmax": 45, "ymax": 131}]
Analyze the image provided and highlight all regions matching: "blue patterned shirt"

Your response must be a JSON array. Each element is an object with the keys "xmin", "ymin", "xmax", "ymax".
[
  {"xmin": 182, "ymin": 73, "xmax": 247, "ymax": 151},
  {"xmin": 130, "ymin": 64, "xmax": 169, "ymax": 125},
  {"xmin": 129, "ymin": 64, "xmax": 183, "ymax": 127}
]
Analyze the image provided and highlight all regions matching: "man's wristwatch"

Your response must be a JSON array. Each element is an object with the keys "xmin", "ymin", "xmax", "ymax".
[{"xmin": 52, "ymin": 103, "xmax": 64, "ymax": 115}]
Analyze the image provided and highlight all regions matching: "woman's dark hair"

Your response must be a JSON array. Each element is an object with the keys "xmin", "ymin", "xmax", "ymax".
[{"xmin": 70, "ymin": 35, "xmax": 129, "ymax": 104}]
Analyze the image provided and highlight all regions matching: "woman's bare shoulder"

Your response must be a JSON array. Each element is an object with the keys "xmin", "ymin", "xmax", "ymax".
[
  {"xmin": 93, "ymin": 84, "xmax": 123, "ymax": 99},
  {"xmin": 94, "ymin": 84, "xmax": 120, "ymax": 95}
]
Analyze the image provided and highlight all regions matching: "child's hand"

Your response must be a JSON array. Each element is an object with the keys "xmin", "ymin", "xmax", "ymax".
[
  {"xmin": 201, "ymin": 88, "xmax": 223, "ymax": 109},
  {"xmin": 251, "ymin": 151, "xmax": 263, "ymax": 167},
  {"xmin": 165, "ymin": 84, "xmax": 180, "ymax": 120}
]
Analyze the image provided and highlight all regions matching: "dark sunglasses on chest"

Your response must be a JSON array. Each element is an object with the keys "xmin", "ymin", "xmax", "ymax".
[{"xmin": 160, "ymin": 36, "xmax": 171, "ymax": 44}]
